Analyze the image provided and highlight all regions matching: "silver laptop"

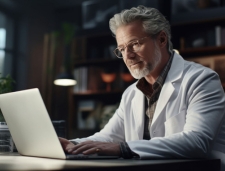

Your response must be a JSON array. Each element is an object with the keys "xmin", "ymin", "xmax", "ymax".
[{"xmin": 0, "ymin": 88, "xmax": 118, "ymax": 159}]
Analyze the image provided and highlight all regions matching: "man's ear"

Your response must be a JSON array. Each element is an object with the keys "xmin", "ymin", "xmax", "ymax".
[{"xmin": 158, "ymin": 31, "xmax": 167, "ymax": 48}]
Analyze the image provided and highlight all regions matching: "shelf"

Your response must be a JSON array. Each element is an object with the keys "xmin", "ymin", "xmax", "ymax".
[
  {"xmin": 179, "ymin": 46, "xmax": 225, "ymax": 58},
  {"xmin": 73, "ymin": 89, "xmax": 123, "ymax": 96},
  {"xmin": 74, "ymin": 58, "xmax": 122, "ymax": 67},
  {"xmin": 73, "ymin": 89, "xmax": 124, "ymax": 104}
]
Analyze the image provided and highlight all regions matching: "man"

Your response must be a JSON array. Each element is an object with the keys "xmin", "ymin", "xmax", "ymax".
[{"xmin": 60, "ymin": 5, "xmax": 225, "ymax": 162}]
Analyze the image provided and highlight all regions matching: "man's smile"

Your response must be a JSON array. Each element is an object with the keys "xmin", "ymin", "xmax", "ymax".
[{"xmin": 129, "ymin": 61, "xmax": 142, "ymax": 68}]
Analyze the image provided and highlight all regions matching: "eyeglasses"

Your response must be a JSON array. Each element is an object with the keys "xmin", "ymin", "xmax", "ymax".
[{"xmin": 113, "ymin": 36, "xmax": 150, "ymax": 58}]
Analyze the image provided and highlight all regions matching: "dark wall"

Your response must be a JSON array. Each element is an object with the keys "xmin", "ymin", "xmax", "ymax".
[{"xmin": 0, "ymin": 0, "xmax": 55, "ymax": 92}]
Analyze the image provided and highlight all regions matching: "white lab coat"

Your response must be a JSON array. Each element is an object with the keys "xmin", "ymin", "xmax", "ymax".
[{"xmin": 72, "ymin": 52, "xmax": 225, "ymax": 164}]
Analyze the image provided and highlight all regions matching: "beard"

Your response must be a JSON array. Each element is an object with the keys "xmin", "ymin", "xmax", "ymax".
[{"xmin": 128, "ymin": 42, "xmax": 162, "ymax": 79}]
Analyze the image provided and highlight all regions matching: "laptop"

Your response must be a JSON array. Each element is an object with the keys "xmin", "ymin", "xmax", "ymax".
[{"xmin": 0, "ymin": 88, "xmax": 118, "ymax": 159}]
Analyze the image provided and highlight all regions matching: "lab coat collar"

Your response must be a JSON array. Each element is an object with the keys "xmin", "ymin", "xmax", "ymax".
[
  {"xmin": 132, "ymin": 88, "xmax": 145, "ymax": 140},
  {"xmin": 152, "ymin": 52, "xmax": 184, "ymax": 125}
]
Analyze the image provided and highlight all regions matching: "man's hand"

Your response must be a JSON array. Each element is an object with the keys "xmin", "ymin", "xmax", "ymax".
[
  {"xmin": 59, "ymin": 137, "xmax": 76, "ymax": 152},
  {"xmin": 65, "ymin": 140, "xmax": 121, "ymax": 156}
]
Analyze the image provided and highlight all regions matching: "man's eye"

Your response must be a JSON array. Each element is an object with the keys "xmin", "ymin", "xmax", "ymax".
[
  {"xmin": 132, "ymin": 42, "xmax": 139, "ymax": 46},
  {"xmin": 119, "ymin": 48, "xmax": 125, "ymax": 52}
]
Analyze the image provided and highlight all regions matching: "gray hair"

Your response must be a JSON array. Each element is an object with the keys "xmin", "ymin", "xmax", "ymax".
[{"xmin": 109, "ymin": 5, "xmax": 173, "ymax": 54}]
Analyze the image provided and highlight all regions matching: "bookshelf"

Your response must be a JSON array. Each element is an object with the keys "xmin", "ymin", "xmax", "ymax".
[
  {"xmin": 73, "ymin": 89, "xmax": 123, "ymax": 96},
  {"xmin": 171, "ymin": 5, "xmax": 225, "ymax": 50},
  {"xmin": 68, "ymin": 31, "xmax": 135, "ymax": 138}
]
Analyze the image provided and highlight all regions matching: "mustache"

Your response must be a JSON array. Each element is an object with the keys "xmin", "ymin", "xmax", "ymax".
[{"xmin": 127, "ymin": 59, "xmax": 143, "ymax": 65}]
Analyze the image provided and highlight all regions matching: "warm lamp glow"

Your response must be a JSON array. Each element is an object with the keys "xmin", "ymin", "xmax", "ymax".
[
  {"xmin": 54, "ymin": 79, "xmax": 77, "ymax": 86},
  {"xmin": 54, "ymin": 71, "xmax": 76, "ymax": 86},
  {"xmin": 101, "ymin": 73, "xmax": 116, "ymax": 91},
  {"xmin": 121, "ymin": 73, "xmax": 134, "ymax": 82}
]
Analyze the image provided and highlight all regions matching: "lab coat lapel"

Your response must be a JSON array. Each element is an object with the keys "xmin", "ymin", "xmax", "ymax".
[
  {"xmin": 152, "ymin": 53, "xmax": 184, "ymax": 125},
  {"xmin": 132, "ymin": 88, "xmax": 145, "ymax": 140},
  {"xmin": 152, "ymin": 81, "xmax": 174, "ymax": 125}
]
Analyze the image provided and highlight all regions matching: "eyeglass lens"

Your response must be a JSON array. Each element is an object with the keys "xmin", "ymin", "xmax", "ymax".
[{"xmin": 115, "ymin": 41, "xmax": 140, "ymax": 58}]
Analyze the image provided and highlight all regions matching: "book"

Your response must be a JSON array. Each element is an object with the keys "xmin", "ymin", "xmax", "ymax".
[
  {"xmin": 215, "ymin": 25, "xmax": 222, "ymax": 46},
  {"xmin": 221, "ymin": 27, "xmax": 225, "ymax": 46},
  {"xmin": 77, "ymin": 100, "xmax": 96, "ymax": 130},
  {"xmin": 87, "ymin": 66, "xmax": 104, "ymax": 92},
  {"xmin": 73, "ymin": 67, "xmax": 88, "ymax": 92},
  {"xmin": 206, "ymin": 28, "xmax": 216, "ymax": 47},
  {"xmin": 73, "ymin": 37, "xmax": 87, "ymax": 61}
]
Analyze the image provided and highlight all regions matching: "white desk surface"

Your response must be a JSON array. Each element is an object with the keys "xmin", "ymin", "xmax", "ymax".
[{"xmin": 0, "ymin": 152, "xmax": 220, "ymax": 171}]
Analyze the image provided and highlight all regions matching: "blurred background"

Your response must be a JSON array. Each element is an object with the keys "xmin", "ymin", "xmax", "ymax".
[{"xmin": 0, "ymin": 0, "xmax": 225, "ymax": 139}]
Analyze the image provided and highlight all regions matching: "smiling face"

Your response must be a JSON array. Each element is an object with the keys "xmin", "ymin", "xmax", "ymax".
[{"xmin": 115, "ymin": 20, "xmax": 162, "ymax": 79}]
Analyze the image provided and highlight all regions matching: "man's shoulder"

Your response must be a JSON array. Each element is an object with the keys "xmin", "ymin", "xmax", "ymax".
[
  {"xmin": 180, "ymin": 59, "xmax": 221, "ymax": 92},
  {"xmin": 170, "ymin": 54, "xmax": 220, "ymax": 90},
  {"xmin": 183, "ymin": 59, "xmax": 217, "ymax": 76},
  {"xmin": 172, "ymin": 53, "xmax": 217, "ymax": 76}
]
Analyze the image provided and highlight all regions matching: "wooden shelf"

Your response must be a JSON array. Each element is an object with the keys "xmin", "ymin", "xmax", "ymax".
[
  {"xmin": 179, "ymin": 46, "xmax": 225, "ymax": 58},
  {"xmin": 73, "ymin": 89, "xmax": 123, "ymax": 96},
  {"xmin": 73, "ymin": 89, "xmax": 124, "ymax": 106}
]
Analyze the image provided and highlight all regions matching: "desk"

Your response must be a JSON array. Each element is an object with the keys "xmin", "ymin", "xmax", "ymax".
[{"xmin": 0, "ymin": 153, "xmax": 220, "ymax": 171}]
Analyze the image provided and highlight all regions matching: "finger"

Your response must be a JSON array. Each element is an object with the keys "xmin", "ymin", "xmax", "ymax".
[
  {"xmin": 71, "ymin": 144, "xmax": 97, "ymax": 154},
  {"xmin": 59, "ymin": 137, "xmax": 71, "ymax": 149},
  {"xmin": 67, "ymin": 141, "xmax": 94, "ymax": 152},
  {"xmin": 58, "ymin": 137, "xmax": 68, "ymax": 143},
  {"xmin": 82, "ymin": 147, "xmax": 101, "ymax": 155},
  {"xmin": 64, "ymin": 142, "xmax": 76, "ymax": 152},
  {"xmin": 59, "ymin": 139, "xmax": 76, "ymax": 152}
]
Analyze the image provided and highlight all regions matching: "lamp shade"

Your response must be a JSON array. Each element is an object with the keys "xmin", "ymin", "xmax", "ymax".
[{"xmin": 54, "ymin": 72, "xmax": 77, "ymax": 86}]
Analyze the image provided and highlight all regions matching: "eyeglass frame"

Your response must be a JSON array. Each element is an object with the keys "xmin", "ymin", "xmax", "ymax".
[{"xmin": 113, "ymin": 36, "xmax": 151, "ymax": 58}]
